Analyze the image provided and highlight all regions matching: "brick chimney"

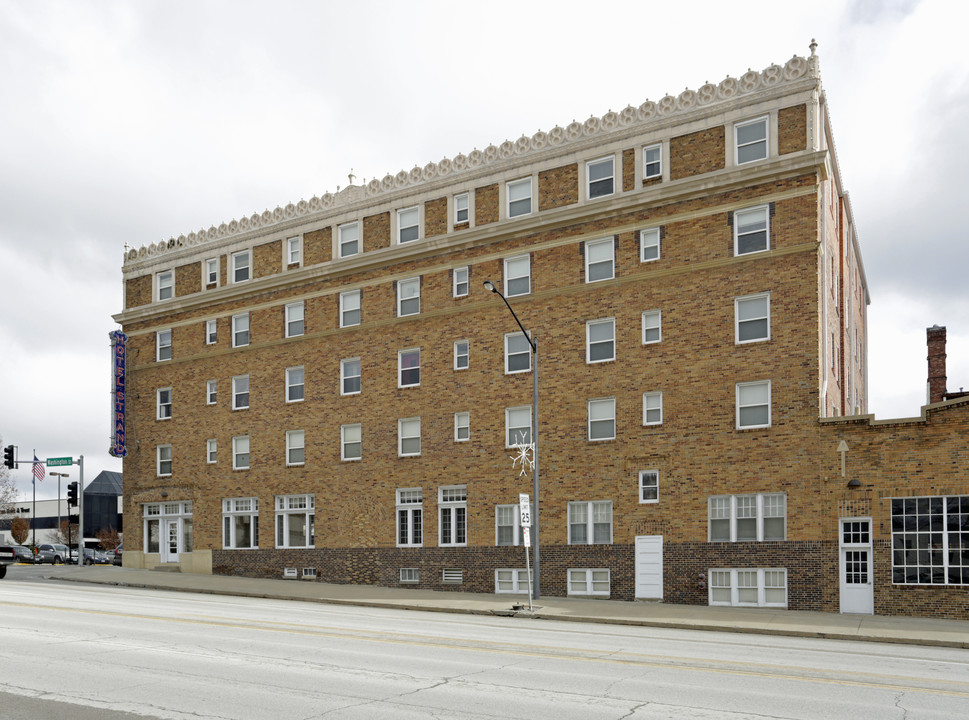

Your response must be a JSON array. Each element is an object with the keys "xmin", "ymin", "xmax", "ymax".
[{"xmin": 927, "ymin": 325, "xmax": 947, "ymax": 404}]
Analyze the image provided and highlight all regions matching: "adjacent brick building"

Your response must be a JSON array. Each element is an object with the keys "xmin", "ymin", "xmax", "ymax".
[{"xmin": 112, "ymin": 47, "xmax": 968, "ymax": 618}]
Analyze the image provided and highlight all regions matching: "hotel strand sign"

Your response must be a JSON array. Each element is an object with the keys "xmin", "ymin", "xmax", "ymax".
[{"xmin": 109, "ymin": 330, "xmax": 127, "ymax": 457}]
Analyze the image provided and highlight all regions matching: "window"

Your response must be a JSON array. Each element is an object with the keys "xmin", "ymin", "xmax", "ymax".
[
  {"xmin": 735, "ymin": 116, "xmax": 768, "ymax": 165},
  {"xmin": 734, "ymin": 205, "xmax": 770, "ymax": 255},
  {"xmin": 640, "ymin": 227, "xmax": 660, "ymax": 262},
  {"xmin": 232, "ymin": 375, "xmax": 249, "ymax": 410},
  {"xmin": 156, "ymin": 329, "xmax": 172, "ymax": 362},
  {"xmin": 157, "ymin": 388, "xmax": 172, "ymax": 420},
  {"xmin": 736, "ymin": 380, "xmax": 771, "ymax": 429},
  {"xmin": 400, "ymin": 568, "xmax": 419, "ymax": 584},
  {"xmin": 585, "ymin": 238, "xmax": 614, "ymax": 282},
  {"xmin": 642, "ymin": 310, "xmax": 662, "ymax": 344},
  {"xmin": 891, "ymin": 496, "xmax": 969, "ymax": 585},
  {"xmin": 231, "ymin": 250, "xmax": 250, "ymax": 283},
  {"xmin": 586, "ymin": 318, "xmax": 615, "ymax": 363},
  {"xmin": 232, "ymin": 313, "xmax": 250, "ymax": 347},
  {"xmin": 505, "ymin": 332, "xmax": 532, "ymax": 373},
  {"xmin": 275, "ymin": 494, "xmax": 314, "ymax": 548},
  {"xmin": 232, "ymin": 435, "xmax": 250, "ymax": 470},
  {"xmin": 495, "ymin": 568, "xmax": 530, "ymax": 593},
  {"xmin": 338, "ymin": 222, "xmax": 359, "ymax": 258},
  {"xmin": 505, "ymin": 406, "xmax": 532, "ymax": 447},
  {"xmin": 286, "ymin": 366, "xmax": 304, "ymax": 403},
  {"xmin": 588, "ymin": 398, "xmax": 616, "ymax": 441},
  {"xmin": 709, "ymin": 569, "xmax": 787, "ymax": 607},
  {"xmin": 340, "ymin": 289, "xmax": 361, "ymax": 327},
  {"xmin": 287, "ymin": 236, "xmax": 302, "ymax": 266},
  {"xmin": 397, "ymin": 277, "xmax": 420, "ymax": 316},
  {"xmin": 396, "ymin": 488, "xmax": 422, "ymax": 547},
  {"xmin": 643, "ymin": 144, "xmax": 662, "ymax": 179},
  {"xmin": 639, "ymin": 470, "xmax": 659, "ymax": 504},
  {"xmin": 205, "ymin": 319, "xmax": 217, "ymax": 345},
  {"xmin": 206, "ymin": 379, "xmax": 217, "ymax": 405},
  {"xmin": 568, "ymin": 501, "xmax": 612, "ymax": 544},
  {"xmin": 157, "ymin": 271, "xmax": 174, "ymax": 301},
  {"xmin": 341, "ymin": 423, "xmax": 361, "ymax": 461},
  {"xmin": 453, "ymin": 266, "xmax": 469, "ymax": 297},
  {"xmin": 735, "ymin": 294, "xmax": 770, "ymax": 343},
  {"xmin": 398, "ymin": 417, "xmax": 421, "ymax": 456},
  {"xmin": 157, "ymin": 445, "xmax": 172, "ymax": 476},
  {"xmin": 586, "ymin": 156, "xmax": 615, "ymax": 199},
  {"xmin": 207, "ymin": 439, "xmax": 217, "ymax": 464},
  {"xmin": 708, "ymin": 493, "xmax": 786, "ymax": 542},
  {"xmin": 205, "ymin": 258, "xmax": 219, "ymax": 285},
  {"xmin": 285, "ymin": 302, "xmax": 304, "ymax": 338},
  {"xmin": 398, "ymin": 348, "xmax": 421, "ymax": 388},
  {"xmin": 496, "ymin": 505, "xmax": 522, "ymax": 546},
  {"xmin": 568, "ymin": 569, "xmax": 610, "ymax": 596},
  {"xmin": 222, "ymin": 497, "xmax": 258, "ymax": 549},
  {"xmin": 643, "ymin": 391, "xmax": 663, "ymax": 426},
  {"xmin": 454, "ymin": 193, "xmax": 470, "ymax": 224},
  {"xmin": 507, "ymin": 178, "xmax": 532, "ymax": 217},
  {"xmin": 454, "ymin": 340, "xmax": 469, "ymax": 370},
  {"xmin": 397, "ymin": 206, "xmax": 419, "ymax": 243},
  {"xmin": 439, "ymin": 486, "xmax": 467, "ymax": 546},
  {"xmin": 341, "ymin": 357, "xmax": 361, "ymax": 395},
  {"xmin": 454, "ymin": 412, "xmax": 470, "ymax": 442},
  {"xmin": 504, "ymin": 255, "xmax": 530, "ymax": 297},
  {"xmin": 286, "ymin": 430, "xmax": 305, "ymax": 466}
]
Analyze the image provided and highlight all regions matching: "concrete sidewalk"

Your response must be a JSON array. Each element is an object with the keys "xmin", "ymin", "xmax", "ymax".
[{"xmin": 45, "ymin": 565, "xmax": 969, "ymax": 649}]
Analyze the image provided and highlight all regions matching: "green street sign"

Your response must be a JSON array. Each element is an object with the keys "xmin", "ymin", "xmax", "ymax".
[{"xmin": 46, "ymin": 457, "xmax": 73, "ymax": 467}]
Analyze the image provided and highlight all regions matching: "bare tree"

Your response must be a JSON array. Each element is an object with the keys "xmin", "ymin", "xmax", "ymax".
[
  {"xmin": 10, "ymin": 517, "xmax": 29, "ymax": 545},
  {"xmin": 96, "ymin": 527, "xmax": 120, "ymax": 551},
  {"xmin": 52, "ymin": 519, "xmax": 79, "ymax": 546}
]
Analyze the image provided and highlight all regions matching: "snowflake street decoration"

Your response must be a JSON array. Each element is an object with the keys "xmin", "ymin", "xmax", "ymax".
[{"xmin": 510, "ymin": 433, "xmax": 535, "ymax": 478}]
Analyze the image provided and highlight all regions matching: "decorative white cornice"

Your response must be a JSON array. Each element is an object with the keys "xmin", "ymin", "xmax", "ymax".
[{"xmin": 125, "ymin": 51, "xmax": 819, "ymax": 270}]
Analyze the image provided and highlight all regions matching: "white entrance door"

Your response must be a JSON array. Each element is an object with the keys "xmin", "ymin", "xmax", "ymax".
[
  {"xmin": 635, "ymin": 535, "xmax": 663, "ymax": 599},
  {"xmin": 161, "ymin": 519, "xmax": 180, "ymax": 563},
  {"xmin": 839, "ymin": 518, "xmax": 874, "ymax": 614}
]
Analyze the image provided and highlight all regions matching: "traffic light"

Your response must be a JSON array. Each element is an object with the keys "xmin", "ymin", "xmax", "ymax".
[
  {"xmin": 2, "ymin": 445, "xmax": 13, "ymax": 469},
  {"xmin": 67, "ymin": 481, "xmax": 79, "ymax": 507}
]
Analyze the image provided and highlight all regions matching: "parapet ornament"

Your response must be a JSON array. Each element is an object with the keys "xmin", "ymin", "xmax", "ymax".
[{"xmin": 127, "ymin": 52, "xmax": 818, "ymax": 267}]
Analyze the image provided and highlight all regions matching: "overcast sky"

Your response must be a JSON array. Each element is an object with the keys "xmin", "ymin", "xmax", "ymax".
[{"xmin": 2, "ymin": 0, "xmax": 966, "ymax": 501}]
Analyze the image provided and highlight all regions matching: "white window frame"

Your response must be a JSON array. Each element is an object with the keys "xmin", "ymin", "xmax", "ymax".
[
  {"xmin": 708, "ymin": 493, "xmax": 787, "ymax": 542},
  {"xmin": 568, "ymin": 568, "xmax": 611, "ymax": 597},
  {"xmin": 588, "ymin": 397, "xmax": 616, "ymax": 441},
  {"xmin": 341, "ymin": 423, "xmax": 361, "ymax": 461},
  {"xmin": 287, "ymin": 236, "xmax": 302, "ymax": 266},
  {"xmin": 736, "ymin": 380, "xmax": 771, "ymax": 429},
  {"xmin": 232, "ymin": 374, "xmax": 249, "ymax": 411},
  {"xmin": 504, "ymin": 332, "xmax": 532, "ymax": 374},
  {"xmin": 438, "ymin": 485, "xmax": 467, "ymax": 547},
  {"xmin": 396, "ymin": 488, "xmax": 423, "ymax": 547},
  {"xmin": 568, "ymin": 501, "xmax": 613, "ymax": 545},
  {"xmin": 205, "ymin": 257, "xmax": 219, "ymax": 286},
  {"xmin": 454, "ymin": 340, "xmax": 469, "ymax": 370},
  {"xmin": 275, "ymin": 494, "xmax": 314, "ymax": 549},
  {"xmin": 505, "ymin": 405, "xmax": 532, "ymax": 447},
  {"xmin": 586, "ymin": 155, "xmax": 615, "ymax": 200},
  {"xmin": 495, "ymin": 505, "xmax": 522, "ymax": 547},
  {"xmin": 338, "ymin": 222, "xmax": 360, "ymax": 258},
  {"xmin": 222, "ymin": 497, "xmax": 259, "ymax": 549},
  {"xmin": 641, "ymin": 310, "xmax": 662, "ymax": 344},
  {"xmin": 341, "ymin": 357, "xmax": 361, "ymax": 395},
  {"xmin": 506, "ymin": 177, "xmax": 532, "ymax": 218},
  {"xmin": 643, "ymin": 143, "xmax": 662, "ymax": 179},
  {"xmin": 206, "ymin": 439, "xmax": 217, "ymax": 464},
  {"xmin": 205, "ymin": 318, "xmax": 217, "ymax": 345},
  {"xmin": 232, "ymin": 435, "xmax": 250, "ymax": 470},
  {"xmin": 156, "ymin": 329, "xmax": 172, "ymax": 362},
  {"xmin": 397, "ymin": 277, "xmax": 420, "ymax": 317},
  {"xmin": 156, "ymin": 270, "xmax": 174, "ymax": 301},
  {"xmin": 735, "ymin": 293, "xmax": 771, "ymax": 344},
  {"xmin": 206, "ymin": 379, "xmax": 217, "ymax": 405},
  {"xmin": 640, "ymin": 227, "xmax": 660, "ymax": 263},
  {"xmin": 454, "ymin": 192, "xmax": 470, "ymax": 224},
  {"xmin": 398, "ymin": 348, "xmax": 421, "ymax": 388},
  {"xmin": 398, "ymin": 417, "xmax": 421, "ymax": 457},
  {"xmin": 586, "ymin": 318, "xmax": 615, "ymax": 364},
  {"xmin": 639, "ymin": 470, "xmax": 659, "ymax": 504},
  {"xmin": 285, "ymin": 301, "xmax": 305, "ymax": 338},
  {"xmin": 734, "ymin": 205, "xmax": 770, "ymax": 256},
  {"xmin": 232, "ymin": 313, "xmax": 250, "ymax": 348},
  {"xmin": 709, "ymin": 568, "xmax": 787, "ymax": 607},
  {"xmin": 585, "ymin": 238, "xmax": 615, "ymax": 282},
  {"xmin": 157, "ymin": 444, "xmax": 172, "ymax": 477},
  {"xmin": 156, "ymin": 387, "xmax": 172, "ymax": 420},
  {"xmin": 454, "ymin": 411, "xmax": 470, "ymax": 442},
  {"xmin": 735, "ymin": 115, "xmax": 769, "ymax": 165},
  {"xmin": 285, "ymin": 366, "xmax": 304, "ymax": 403},
  {"xmin": 504, "ymin": 254, "xmax": 531, "ymax": 297},
  {"xmin": 643, "ymin": 391, "xmax": 663, "ymax": 426},
  {"xmin": 286, "ymin": 429, "xmax": 305, "ymax": 467},
  {"xmin": 495, "ymin": 568, "xmax": 530, "ymax": 593},
  {"xmin": 453, "ymin": 266, "xmax": 469, "ymax": 297},
  {"xmin": 397, "ymin": 206, "xmax": 420, "ymax": 244},
  {"xmin": 340, "ymin": 289, "xmax": 361, "ymax": 327},
  {"xmin": 231, "ymin": 250, "xmax": 250, "ymax": 283}
]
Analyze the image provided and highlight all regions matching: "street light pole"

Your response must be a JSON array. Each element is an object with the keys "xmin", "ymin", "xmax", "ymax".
[
  {"xmin": 483, "ymin": 280, "xmax": 540, "ymax": 600},
  {"xmin": 50, "ymin": 472, "xmax": 69, "ymax": 541}
]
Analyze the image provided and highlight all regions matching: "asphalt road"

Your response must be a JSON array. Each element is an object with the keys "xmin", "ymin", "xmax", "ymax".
[{"xmin": 1, "ymin": 574, "xmax": 968, "ymax": 719}]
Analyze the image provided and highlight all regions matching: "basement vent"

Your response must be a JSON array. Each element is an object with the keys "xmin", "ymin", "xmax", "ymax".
[
  {"xmin": 301, "ymin": 567, "xmax": 317, "ymax": 579},
  {"xmin": 282, "ymin": 567, "xmax": 298, "ymax": 579},
  {"xmin": 399, "ymin": 568, "xmax": 419, "ymax": 584},
  {"xmin": 442, "ymin": 568, "xmax": 464, "ymax": 584}
]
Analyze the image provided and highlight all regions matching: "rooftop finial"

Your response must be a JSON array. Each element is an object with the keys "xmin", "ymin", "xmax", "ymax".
[
  {"xmin": 810, "ymin": 38, "xmax": 818, "ymax": 56},
  {"xmin": 348, "ymin": 169, "xmax": 356, "ymax": 186}
]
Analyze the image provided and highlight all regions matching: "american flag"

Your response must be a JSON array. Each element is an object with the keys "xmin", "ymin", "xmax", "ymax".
[{"xmin": 32, "ymin": 456, "xmax": 45, "ymax": 482}]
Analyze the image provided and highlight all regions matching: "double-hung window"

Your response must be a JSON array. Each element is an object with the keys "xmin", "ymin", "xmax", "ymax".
[
  {"xmin": 206, "ymin": 319, "xmax": 217, "ymax": 345},
  {"xmin": 639, "ymin": 470, "xmax": 659, "ymax": 503},
  {"xmin": 157, "ymin": 270, "xmax": 174, "ymax": 301},
  {"xmin": 708, "ymin": 493, "xmax": 786, "ymax": 542},
  {"xmin": 286, "ymin": 366, "xmax": 304, "ymax": 403},
  {"xmin": 286, "ymin": 430, "xmax": 305, "ymax": 466},
  {"xmin": 232, "ymin": 435, "xmax": 250, "ymax": 470},
  {"xmin": 397, "ymin": 207, "xmax": 419, "ymax": 243},
  {"xmin": 586, "ymin": 156, "xmax": 615, "ymax": 199},
  {"xmin": 157, "ymin": 445, "xmax": 172, "ymax": 476},
  {"xmin": 396, "ymin": 488, "xmax": 422, "ymax": 547},
  {"xmin": 206, "ymin": 380, "xmax": 217, "ymax": 405},
  {"xmin": 585, "ymin": 238, "xmax": 614, "ymax": 282},
  {"xmin": 454, "ymin": 411, "xmax": 470, "ymax": 442},
  {"xmin": 735, "ymin": 116, "xmax": 768, "ymax": 165},
  {"xmin": 586, "ymin": 318, "xmax": 615, "ymax": 363},
  {"xmin": 275, "ymin": 494, "xmax": 314, "ymax": 548},
  {"xmin": 207, "ymin": 439, "xmax": 217, "ymax": 464},
  {"xmin": 232, "ymin": 250, "xmax": 250, "ymax": 283},
  {"xmin": 398, "ymin": 417, "xmax": 421, "ymax": 456},
  {"xmin": 504, "ymin": 255, "xmax": 530, "ymax": 297},
  {"xmin": 643, "ymin": 143, "xmax": 662, "ymax": 179},
  {"xmin": 341, "ymin": 357, "xmax": 361, "ymax": 395},
  {"xmin": 735, "ymin": 294, "xmax": 770, "ymax": 343},
  {"xmin": 454, "ymin": 193, "xmax": 470, "ymax": 224},
  {"xmin": 222, "ymin": 498, "xmax": 258, "ymax": 549},
  {"xmin": 454, "ymin": 340, "xmax": 469, "ymax": 370},
  {"xmin": 736, "ymin": 380, "xmax": 771, "ymax": 429},
  {"xmin": 640, "ymin": 227, "xmax": 660, "ymax": 262},
  {"xmin": 505, "ymin": 406, "xmax": 532, "ymax": 447},
  {"xmin": 287, "ymin": 236, "xmax": 302, "ymax": 266},
  {"xmin": 232, "ymin": 313, "xmax": 249, "ymax": 347},
  {"xmin": 232, "ymin": 375, "xmax": 249, "ymax": 410},
  {"xmin": 506, "ymin": 178, "xmax": 532, "ymax": 217},
  {"xmin": 340, "ymin": 289, "xmax": 361, "ymax": 327},
  {"xmin": 339, "ymin": 222, "xmax": 359, "ymax": 258},
  {"xmin": 453, "ymin": 266, "xmax": 469, "ymax": 297},
  {"xmin": 505, "ymin": 332, "xmax": 532, "ymax": 373},
  {"xmin": 341, "ymin": 423, "xmax": 361, "ymax": 461},
  {"xmin": 157, "ymin": 329, "xmax": 172, "ymax": 361},
  {"xmin": 643, "ymin": 391, "xmax": 663, "ymax": 425},
  {"xmin": 439, "ymin": 486, "xmax": 467, "ymax": 546},
  {"xmin": 588, "ymin": 398, "xmax": 616, "ymax": 441},
  {"xmin": 157, "ymin": 388, "xmax": 172, "ymax": 420},
  {"xmin": 642, "ymin": 310, "xmax": 661, "ymax": 344},
  {"xmin": 398, "ymin": 348, "xmax": 421, "ymax": 387},
  {"xmin": 397, "ymin": 278, "xmax": 420, "ymax": 316},
  {"xmin": 205, "ymin": 258, "xmax": 219, "ymax": 286},
  {"xmin": 285, "ymin": 302, "xmax": 304, "ymax": 338},
  {"xmin": 496, "ymin": 504, "xmax": 522, "ymax": 546},
  {"xmin": 734, "ymin": 205, "xmax": 770, "ymax": 255},
  {"xmin": 568, "ymin": 501, "xmax": 612, "ymax": 544}
]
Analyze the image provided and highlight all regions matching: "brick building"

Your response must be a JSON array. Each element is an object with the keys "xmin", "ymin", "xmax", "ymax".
[{"xmin": 113, "ymin": 46, "xmax": 965, "ymax": 618}]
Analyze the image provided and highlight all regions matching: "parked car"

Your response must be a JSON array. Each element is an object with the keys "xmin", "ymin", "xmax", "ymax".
[
  {"xmin": 37, "ymin": 543, "xmax": 69, "ymax": 564},
  {"xmin": 11, "ymin": 546, "xmax": 34, "ymax": 564},
  {"xmin": 69, "ymin": 548, "xmax": 97, "ymax": 566},
  {"xmin": 33, "ymin": 546, "xmax": 56, "ymax": 564},
  {"xmin": 112, "ymin": 545, "xmax": 123, "ymax": 566}
]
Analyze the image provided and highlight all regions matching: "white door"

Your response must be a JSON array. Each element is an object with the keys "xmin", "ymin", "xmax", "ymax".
[
  {"xmin": 635, "ymin": 535, "xmax": 663, "ymax": 599},
  {"xmin": 161, "ymin": 519, "xmax": 180, "ymax": 563},
  {"xmin": 839, "ymin": 518, "xmax": 873, "ymax": 614}
]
